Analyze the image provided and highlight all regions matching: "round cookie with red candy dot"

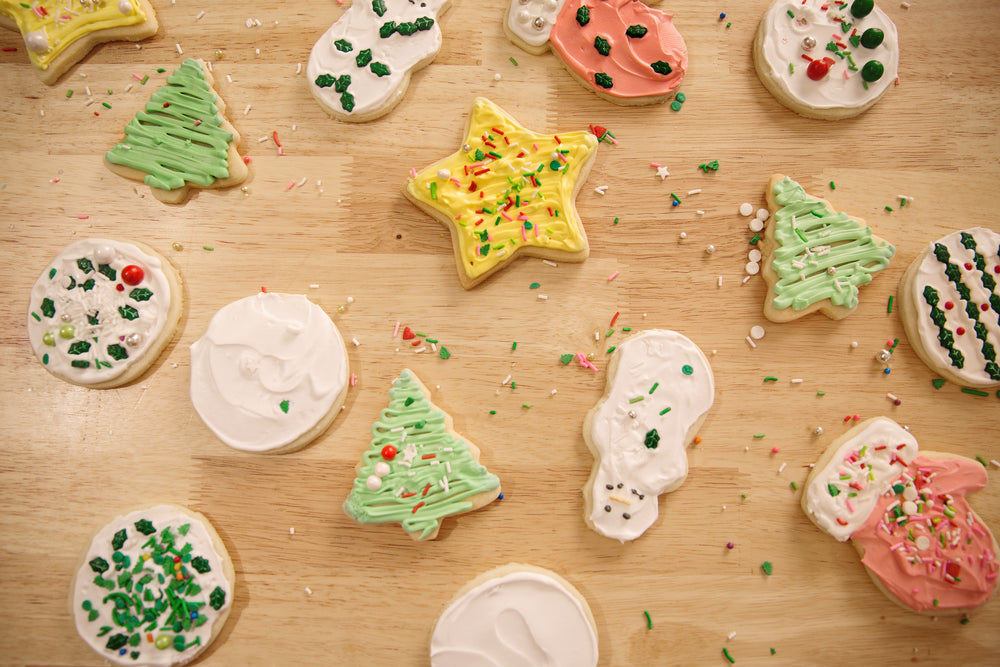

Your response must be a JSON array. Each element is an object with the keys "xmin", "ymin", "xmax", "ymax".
[{"xmin": 26, "ymin": 239, "xmax": 182, "ymax": 389}]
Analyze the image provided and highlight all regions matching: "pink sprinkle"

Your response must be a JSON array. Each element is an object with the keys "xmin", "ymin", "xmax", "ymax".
[
  {"xmin": 650, "ymin": 162, "xmax": 662, "ymax": 168},
  {"xmin": 475, "ymin": 244, "xmax": 480, "ymax": 256},
  {"xmin": 535, "ymin": 224, "xmax": 539, "ymax": 237},
  {"xmin": 350, "ymin": 373, "xmax": 357, "ymax": 387},
  {"xmin": 131, "ymin": 72, "xmax": 143, "ymax": 80},
  {"xmin": 608, "ymin": 271, "xmax": 620, "ymax": 281},
  {"xmin": 410, "ymin": 167, "xmax": 417, "ymax": 178},
  {"xmin": 771, "ymin": 446, "xmax": 780, "ymax": 454},
  {"xmin": 450, "ymin": 178, "xmax": 461, "ymax": 187},
  {"xmin": 286, "ymin": 181, "xmax": 296, "ymax": 190},
  {"xmin": 521, "ymin": 225, "xmax": 527, "ymax": 242},
  {"xmin": 517, "ymin": 213, "xmax": 529, "ymax": 221},
  {"xmin": 845, "ymin": 498, "xmax": 856, "ymax": 514},
  {"xmin": 392, "ymin": 321, "xmax": 400, "ymax": 338},
  {"xmin": 890, "ymin": 542, "xmax": 905, "ymax": 552},
  {"xmin": 988, "ymin": 573, "xmax": 998, "ymax": 581},
  {"xmin": 532, "ymin": 143, "xmax": 539, "ymax": 151},
  {"xmin": 501, "ymin": 211, "xmax": 513, "ymax": 221},
  {"xmin": 76, "ymin": 215, "xmax": 89, "ymax": 219},
  {"xmin": 558, "ymin": 153, "xmax": 567, "ymax": 164}
]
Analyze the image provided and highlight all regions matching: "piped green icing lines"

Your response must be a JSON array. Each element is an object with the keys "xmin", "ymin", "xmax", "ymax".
[
  {"xmin": 769, "ymin": 177, "xmax": 895, "ymax": 311},
  {"xmin": 343, "ymin": 370, "xmax": 500, "ymax": 540},
  {"xmin": 105, "ymin": 59, "xmax": 234, "ymax": 191}
]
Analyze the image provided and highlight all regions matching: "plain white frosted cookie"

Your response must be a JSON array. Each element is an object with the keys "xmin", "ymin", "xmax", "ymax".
[
  {"xmin": 26, "ymin": 238, "xmax": 182, "ymax": 389},
  {"xmin": 190, "ymin": 293, "xmax": 350, "ymax": 454},
  {"xmin": 70, "ymin": 505, "xmax": 234, "ymax": 666},
  {"xmin": 753, "ymin": 0, "xmax": 899, "ymax": 119},
  {"xmin": 430, "ymin": 563, "xmax": 598, "ymax": 667}
]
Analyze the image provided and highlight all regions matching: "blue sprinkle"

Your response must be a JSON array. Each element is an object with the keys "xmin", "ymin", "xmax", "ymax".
[
  {"xmin": 883, "ymin": 368, "xmax": 891, "ymax": 374},
  {"xmin": 671, "ymin": 200, "xmax": 679, "ymax": 207},
  {"xmin": 190, "ymin": 611, "xmax": 198, "ymax": 619},
  {"xmin": 119, "ymin": 648, "xmax": 127, "ymax": 655},
  {"xmin": 719, "ymin": 12, "xmax": 726, "ymax": 19},
  {"xmin": 498, "ymin": 493, "xmax": 504, "ymax": 500}
]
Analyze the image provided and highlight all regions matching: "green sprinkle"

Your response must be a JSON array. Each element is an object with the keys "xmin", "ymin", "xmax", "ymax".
[
  {"xmin": 628, "ymin": 396, "xmax": 644, "ymax": 404},
  {"xmin": 771, "ymin": 648, "xmax": 777, "ymax": 655},
  {"xmin": 786, "ymin": 9, "xmax": 795, "ymax": 18},
  {"xmin": 659, "ymin": 407, "xmax": 671, "ymax": 415},
  {"xmin": 750, "ymin": 233, "xmax": 761, "ymax": 245},
  {"xmin": 430, "ymin": 181, "xmax": 437, "ymax": 200},
  {"xmin": 829, "ymin": 181, "xmax": 836, "ymax": 190},
  {"xmin": 560, "ymin": 354, "xmax": 574, "ymax": 365},
  {"xmin": 682, "ymin": 365, "xmax": 693, "ymax": 376},
  {"xmin": 102, "ymin": 102, "xmax": 111, "ymax": 109},
  {"xmin": 529, "ymin": 282, "xmax": 540, "ymax": 289},
  {"xmin": 723, "ymin": 647, "xmax": 735, "ymax": 663},
  {"xmin": 439, "ymin": 346, "xmax": 450, "ymax": 359},
  {"xmin": 489, "ymin": 410, "xmax": 496, "ymax": 415},
  {"xmin": 509, "ymin": 56, "xmax": 518, "ymax": 66},
  {"xmin": 789, "ymin": 62, "xmax": 794, "ymax": 74},
  {"xmin": 606, "ymin": 329, "xmax": 615, "ymax": 338},
  {"xmin": 932, "ymin": 378, "xmax": 946, "ymax": 389},
  {"xmin": 763, "ymin": 377, "xmax": 778, "ymax": 382},
  {"xmin": 156, "ymin": 68, "xmax": 165, "ymax": 73},
  {"xmin": 670, "ymin": 192, "xmax": 680, "ymax": 203},
  {"xmin": 622, "ymin": 327, "xmax": 631, "ymax": 332},
  {"xmin": 794, "ymin": 228, "xmax": 809, "ymax": 243},
  {"xmin": 511, "ymin": 341, "xmax": 517, "ymax": 351},
  {"xmin": 827, "ymin": 483, "xmax": 841, "ymax": 497},
  {"xmin": 790, "ymin": 481, "xmax": 798, "ymax": 491},
  {"xmin": 613, "ymin": 217, "xmax": 619, "ymax": 225},
  {"xmin": 649, "ymin": 382, "xmax": 659, "ymax": 394},
  {"xmin": 887, "ymin": 295, "xmax": 894, "ymax": 313},
  {"xmin": 900, "ymin": 197, "xmax": 907, "ymax": 207},
  {"xmin": 753, "ymin": 434, "xmax": 766, "ymax": 439},
  {"xmin": 962, "ymin": 388, "xmax": 989, "ymax": 397},
  {"xmin": 885, "ymin": 205, "xmax": 893, "ymax": 212},
  {"xmin": 279, "ymin": 400, "xmax": 290, "ymax": 414},
  {"xmin": 140, "ymin": 74, "xmax": 149, "ymax": 85},
  {"xmin": 202, "ymin": 246, "xmax": 214, "ymax": 251},
  {"xmin": 976, "ymin": 455, "xmax": 988, "ymax": 468},
  {"xmin": 643, "ymin": 610, "xmax": 652, "ymax": 629},
  {"xmin": 522, "ymin": 403, "xmax": 531, "ymax": 409},
  {"xmin": 669, "ymin": 100, "xmax": 682, "ymax": 111},
  {"xmin": 511, "ymin": 382, "xmax": 516, "ymax": 390},
  {"xmin": 761, "ymin": 561, "xmax": 773, "ymax": 575},
  {"xmin": 66, "ymin": 89, "xmax": 74, "ymax": 98},
  {"xmin": 606, "ymin": 346, "xmax": 616, "ymax": 354},
  {"xmin": 961, "ymin": 617, "xmax": 970, "ymax": 625}
]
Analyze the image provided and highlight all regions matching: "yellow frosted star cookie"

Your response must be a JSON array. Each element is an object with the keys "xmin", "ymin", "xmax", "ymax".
[
  {"xmin": 404, "ymin": 97, "xmax": 599, "ymax": 289},
  {"xmin": 0, "ymin": 0, "xmax": 158, "ymax": 85}
]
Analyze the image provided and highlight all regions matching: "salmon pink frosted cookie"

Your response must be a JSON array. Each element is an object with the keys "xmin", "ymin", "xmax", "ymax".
[
  {"xmin": 584, "ymin": 329, "xmax": 714, "ymax": 542},
  {"xmin": 803, "ymin": 417, "xmax": 999, "ymax": 615},
  {"xmin": 190, "ymin": 293, "xmax": 350, "ymax": 454},
  {"xmin": 344, "ymin": 369, "xmax": 500, "ymax": 541},
  {"xmin": 898, "ymin": 227, "xmax": 1000, "ymax": 389},
  {"xmin": 70, "ymin": 505, "xmax": 234, "ymax": 666},
  {"xmin": 753, "ymin": 0, "xmax": 899, "ymax": 119},
  {"xmin": 307, "ymin": 0, "xmax": 451, "ymax": 122},
  {"xmin": 0, "ymin": 0, "xmax": 158, "ymax": 84},
  {"xmin": 430, "ymin": 564, "xmax": 598, "ymax": 667},
  {"xmin": 761, "ymin": 174, "xmax": 895, "ymax": 321},
  {"xmin": 27, "ymin": 239, "xmax": 182, "ymax": 389},
  {"xmin": 105, "ymin": 59, "xmax": 248, "ymax": 204}
]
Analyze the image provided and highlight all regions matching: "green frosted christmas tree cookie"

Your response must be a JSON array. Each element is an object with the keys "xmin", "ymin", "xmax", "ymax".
[
  {"xmin": 761, "ymin": 174, "xmax": 895, "ymax": 322},
  {"xmin": 105, "ymin": 58, "xmax": 248, "ymax": 204},
  {"xmin": 344, "ymin": 369, "xmax": 501, "ymax": 540}
]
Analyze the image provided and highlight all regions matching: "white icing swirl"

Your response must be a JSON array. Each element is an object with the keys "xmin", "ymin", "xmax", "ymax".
[
  {"xmin": 189, "ymin": 293, "xmax": 349, "ymax": 452},
  {"xmin": 759, "ymin": 0, "xmax": 898, "ymax": 113},
  {"xmin": 307, "ymin": 0, "xmax": 449, "ymax": 118},
  {"xmin": 804, "ymin": 417, "xmax": 919, "ymax": 541},
  {"xmin": 72, "ymin": 505, "xmax": 231, "ymax": 667},
  {"xmin": 506, "ymin": 0, "xmax": 566, "ymax": 49},
  {"xmin": 430, "ymin": 569, "xmax": 598, "ymax": 667},
  {"xmin": 27, "ymin": 239, "xmax": 172, "ymax": 386},
  {"xmin": 587, "ymin": 330, "xmax": 714, "ymax": 542},
  {"xmin": 907, "ymin": 227, "xmax": 1000, "ymax": 388}
]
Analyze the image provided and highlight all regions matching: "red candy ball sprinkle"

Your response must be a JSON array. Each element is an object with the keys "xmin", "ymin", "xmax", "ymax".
[
  {"xmin": 121, "ymin": 265, "xmax": 144, "ymax": 286},
  {"xmin": 381, "ymin": 445, "xmax": 397, "ymax": 461},
  {"xmin": 944, "ymin": 301, "xmax": 954, "ymax": 310},
  {"xmin": 807, "ymin": 57, "xmax": 834, "ymax": 81},
  {"xmin": 116, "ymin": 284, "xmax": 125, "ymax": 292},
  {"xmin": 957, "ymin": 327, "xmax": 966, "ymax": 336}
]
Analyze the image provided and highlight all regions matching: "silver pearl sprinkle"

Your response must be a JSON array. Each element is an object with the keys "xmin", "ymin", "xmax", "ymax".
[
  {"xmin": 462, "ymin": 144, "xmax": 471, "ymax": 152},
  {"xmin": 628, "ymin": 410, "xmax": 636, "ymax": 419},
  {"xmin": 125, "ymin": 333, "xmax": 142, "ymax": 347},
  {"xmin": 876, "ymin": 349, "xmax": 892, "ymax": 364},
  {"xmin": 705, "ymin": 244, "xmax": 716, "ymax": 255},
  {"xmin": 532, "ymin": 16, "xmax": 546, "ymax": 30},
  {"xmin": 61, "ymin": 313, "xmax": 72, "ymax": 322},
  {"xmin": 814, "ymin": 427, "xmax": 824, "ymax": 435},
  {"xmin": 802, "ymin": 36, "xmax": 817, "ymax": 50}
]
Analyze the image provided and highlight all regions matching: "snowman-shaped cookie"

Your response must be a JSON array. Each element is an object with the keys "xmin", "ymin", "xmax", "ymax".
[
  {"xmin": 583, "ymin": 329, "xmax": 714, "ymax": 542},
  {"xmin": 307, "ymin": 0, "xmax": 452, "ymax": 122},
  {"xmin": 803, "ymin": 417, "xmax": 999, "ymax": 614}
]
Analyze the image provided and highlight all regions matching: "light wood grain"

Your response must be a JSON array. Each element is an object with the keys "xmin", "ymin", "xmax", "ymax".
[{"xmin": 1, "ymin": 1, "xmax": 999, "ymax": 665}]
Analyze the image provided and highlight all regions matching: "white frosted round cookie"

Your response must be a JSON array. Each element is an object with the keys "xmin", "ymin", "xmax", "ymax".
[
  {"xmin": 70, "ymin": 505, "xmax": 234, "ymax": 666},
  {"xmin": 26, "ymin": 238, "xmax": 182, "ymax": 389},
  {"xmin": 190, "ymin": 292, "xmax": 350, "ymax": 454},
  {"xmin": 503, "ymin": 0, "xmax": 566, "ymax": 55},
  {"xmin": 753, "ymin": 0, "xmax": 899, "ymax": 119},
  {"xmin": 430, "ymin": 563, "xmax": 598, "ymax": 667},
  {"xmin": 898, "ymin": 227, "xmax": 1000, "ymax": 389}
]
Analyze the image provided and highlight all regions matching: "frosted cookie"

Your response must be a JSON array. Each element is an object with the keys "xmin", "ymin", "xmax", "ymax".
[
  {"xmin": 898, "ymin": 227, "xmax": 1000, "ymax": 389},
  {"xmin": 753, "ymin": 0, "xmax": 899, "ymax": 119},
  {"xmin": 761, "ymin": 174, "xmax": 895, "ymax": 322},
  {"xmin": 0, "ymin": 0, "xmax": 158, "ymax": 85},
  {"xmin": 430, "ymin": 563, "xmax": 598, "ymax": 666},
  {"xmin": 71, "ymin": 504, "xmax": 234, "ymax": 666},
  {"xmin": 584, "ymin": 329, "xmax": 714, "ymax": 542},
  {"xmin": 189, "ymin": 293, "xmax": 349, "ymax": 454},
  {"xmin": 547, "ymin": 0, "xmax": 688, "ymax": 105},
  {"xmin": 343, "ymin": 369, "xmax": 500, "ymax": 540},
  {"xmin": 504, "ymin": 0, "xmax": 567, "ymax": 55},
  {"xmin": 803, "ymin": 417, "xmax": 999, "ymax": 615},
  {"xmin": 27, "ymin": 239, "xmax": 182, "ymax": 389},
  {"xmin": 405, "ymin": 97, "xmax": 599, "ymax": 289},
  {"xmin": 105, "ymin": 59, "xmax": 248, "ymax": 204},
  {"xmin": 307, "ymin": 0, "xmax": 451, "ymax": 122}
]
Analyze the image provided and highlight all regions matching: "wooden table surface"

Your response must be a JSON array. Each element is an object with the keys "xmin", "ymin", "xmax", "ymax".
[{"xmin": 1, "ymin": 1, "xmax": 998, "ymax": 665}]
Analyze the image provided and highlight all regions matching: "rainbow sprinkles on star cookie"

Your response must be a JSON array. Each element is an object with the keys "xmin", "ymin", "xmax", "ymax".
[{"xmin": 405, "ymin": 97, "xmax": 599, "ymax": 289}]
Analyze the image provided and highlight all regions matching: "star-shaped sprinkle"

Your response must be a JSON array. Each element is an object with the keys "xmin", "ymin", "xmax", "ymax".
[
  {"xmin": 655, "ymin": 165, "xmax": 670, "ymax": 180},
  {"xmin": 405, "ymin": 97, "xmax": 599, "ymax": 289}
]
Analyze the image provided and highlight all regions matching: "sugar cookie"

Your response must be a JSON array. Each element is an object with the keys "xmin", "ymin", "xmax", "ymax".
[
  {"xmin": 27, "ymin": 238, "xmax": 182, "ymax": 389},
  {"xmin": 803, "ymin": 417, "xmax": 998, "ymax": 614}
]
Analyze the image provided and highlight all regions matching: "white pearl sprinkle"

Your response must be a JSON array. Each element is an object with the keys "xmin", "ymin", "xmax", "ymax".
[{"xmin": 739, "ymin": 202, "xmax": 754, "ymax": 217}]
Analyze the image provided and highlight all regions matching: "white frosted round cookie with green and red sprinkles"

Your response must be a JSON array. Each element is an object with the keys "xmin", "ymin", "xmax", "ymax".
[
  {"xmin": 70, "ymin": 505, "xmax": 234, "ymax": 666},
  {"xmin": 26, "ymin": 239, "xmax": 182, "ymax": 389}
]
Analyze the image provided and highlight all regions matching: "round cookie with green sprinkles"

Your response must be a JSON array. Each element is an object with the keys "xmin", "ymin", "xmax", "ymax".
[
  {"xmin": 27, "ymin": 238, "xmax": 183, "ymax": 389},
  {"xmin": 70, "ymin": 505, "xmax": 235, "ymax": 667}
]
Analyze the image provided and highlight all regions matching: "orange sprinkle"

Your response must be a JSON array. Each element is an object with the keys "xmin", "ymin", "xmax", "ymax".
[
  {"xmin": 147, "ymin": 633, "xmax": 154, "ymax": 642},
  {"xmin": 693, "ymin": 436, "xmax": 702, "ymax": 444}
]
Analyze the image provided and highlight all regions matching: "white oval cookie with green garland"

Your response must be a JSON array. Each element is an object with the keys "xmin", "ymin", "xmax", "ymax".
[
  {"xmin": 898, "ymin": 227, "xmax": 1000, "ymax": 389},
  {"xmin": 26, "ymin": 239, "xmax": 182, "ymax": 389},
  {"xmin": 70, "ymin": 505, "xmax": 234, "ymax": 667}
]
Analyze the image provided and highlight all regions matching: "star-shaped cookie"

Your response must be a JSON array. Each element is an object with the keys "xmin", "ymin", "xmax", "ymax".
[{"xmin": 404, "ymin": 97, "xmax": 599, "ymax": 289}]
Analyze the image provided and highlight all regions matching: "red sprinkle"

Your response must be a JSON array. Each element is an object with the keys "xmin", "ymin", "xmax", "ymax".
[
  {"xmin": 261, "ymin": 286, "xmax": 267, "ymax": 293},
  {"xmin": 272, "ymin": 130, "xmax": 281, "ymax": 147},
  {"xmin": 422, "ymin": 483, "xmax": 432, "ymax": 496},
  {"xmin": 412, "ymin": 502, "xmax": 425, "ymax": 513},
  {"xmin": 554, "ymin": 135, "xmax": 561, "ymax": 144},
  {"xmin": 956, "ymin": 327, "xmax": 966, "ymax": 336},
  {"xmin": 610, "ymin": 311, "xmax": 620, "ymax": 327},
  {"xmin": 400, "ymin": 492, "xmax": 416, "ymax": 498},
  {"xmin": 163, "ymin": 102, "xmax": 170, "ymax": 108},
  {"xmin": 421, "ymin": 454, "xmax": 436, "ymax": 460},
  {"xmin": 944, "ymin": 301, "xmax": 954, "ymax": 310},
  {"xmin": 836, "ymin": 517, "xmax": 849, "ymax": 526},
  {"xmin": 1, "ymin": 47, "xmax": 17, "ymax": 52}
]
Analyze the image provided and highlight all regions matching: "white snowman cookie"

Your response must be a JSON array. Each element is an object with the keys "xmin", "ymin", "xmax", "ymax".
[
  {"xmin": 189, "ymin": 293, "xmax": 350, "ymax": 454},
  {"xmin": 503, "ymin": 0, "xmax": 567, "ymax": 55},
  {"xmin": 307, "ymin": 0, "xmax": 452, "ymax": 122},
  {"xmin": 583, "ymin": 329, "xmax": 714, "ymax": 542}
]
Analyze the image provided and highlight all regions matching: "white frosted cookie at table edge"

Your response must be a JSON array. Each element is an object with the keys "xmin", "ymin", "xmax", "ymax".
[
  {"xmin": 430, "ymin": 563, "xmax": 598, "ymax": 667},
  {"xmin": 583, "ymin": 329, "xmax": 714, "ymax": 542},
  {"xmin": 70, "ymin": 505, "xmax": 234, "ymax": 667},
  {"xmin": 306, "ymin": 0, "xmax": 452, "ymax": 122},
  {"xmin": 503, "ymin": 0, "xmax": 567, "ymax": 55},
  {"xmin": 753, "ymin": 0, "xmax": 899, "ymax": 120},
  {"xmin": 898, "ymin": 227, "xmax": 1000, "ymax": 389},
  {"xmin": 189, "ymin": 292, "xmax": 350, "ymax": 454},
  {"xmin": 26, "ymin": 238, "xmax": 182, "ymax": 389}
]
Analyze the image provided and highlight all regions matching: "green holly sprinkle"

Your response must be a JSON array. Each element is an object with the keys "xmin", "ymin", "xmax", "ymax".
[
  {"xmin": 77, "ymin": 257, "xmax": 95, "ymax": 273},
  {"xmin": 651, "ymin": 60, "xmax": 672, "ymax": 75},
  {"xmin": 576, "ymin": 6, "xmax": 590, "ymax": 25},
  {"xmin": 372, "ymin": 0, "xmax": 387, "ymax": 16},
  {"xmin": 279, "ymin": 400, "xmax": 290, "ymax": 414},
  {"xmin": 134, "ymin": 519, "xmax": 155, "ymax": 535},
  {"xmin": 414, "ymin": 16, "xmax": 435, "ymax": 31},
  {"xmin": 379, "ymin": 21, "xmax": 396, "ymax": 38},
  {"xmin": 98, "ymin": 263, "xmax": 117, "ymax": 281},
  {"xmin": 356, "ymin": 48, "xmax": 373, "ymax": 67},
  {"xmin": 341, "ymin": 92, "xmax": 355, "ymax": 112},
  {"xmin": 106, "ymin": 634, "xmax": 129, "ymax": 651},
  {"xmin": 119, "ymin": 305, "xmax": 139, "ymax": 321},
  {"xmin": 644, "ymin": 429, "xmax": 660, "ymax": 449},
  {"xmin": 40, "ymin": 297, "xmax": 55, "ymax": 318},
  {"xmin": 761, "ymin": 561, "xmax": 774, "ymax": 575},
  {"xmin": 89, "ymin": 557, "xmax": 110, "ymax": 574},
  {"xmin": 107, "ymin": 344, "xmax": 129, "ymax": 361},
  {"xmin": 80, "ymin": 278, "xmax": 95, "ymax": 292},
  {"xmin": 594, "ymin": 36, "xmax": 611, "ymax": 56},
  {"xmin": 626, "ymin": 24, "xmax": 648, "ymax": 38},
  {"xmin": 190, "ymin": 556, "xmax": 211, "ymax": 574},
  {"xmin": 129, "ymin": 287, "xmax": 153, "ymax": 302},
  {"xmin": 209, "ymin": 586, "xmax": 226, "ymax": 610},
  {"xmin": 370, "ymin": 62, "xmax": 391, "ymax": 77},
  {"xmin": 334, "ymin": 39, "xmax": 353, "ymax": 53},
  {"xmin": 335, "ymin": 75, "xmax": 351, "ymax": 93},
  {"xmin": 68, "ymin": 341, "xmax": 91, "ymax": 355},
  {"xmin": 594, "ymin": 72, "xmax": 613, "ymax": 89},
  {"xmin": 314, "ymin": 74, "xmax": 336, "ymax": 88}
]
